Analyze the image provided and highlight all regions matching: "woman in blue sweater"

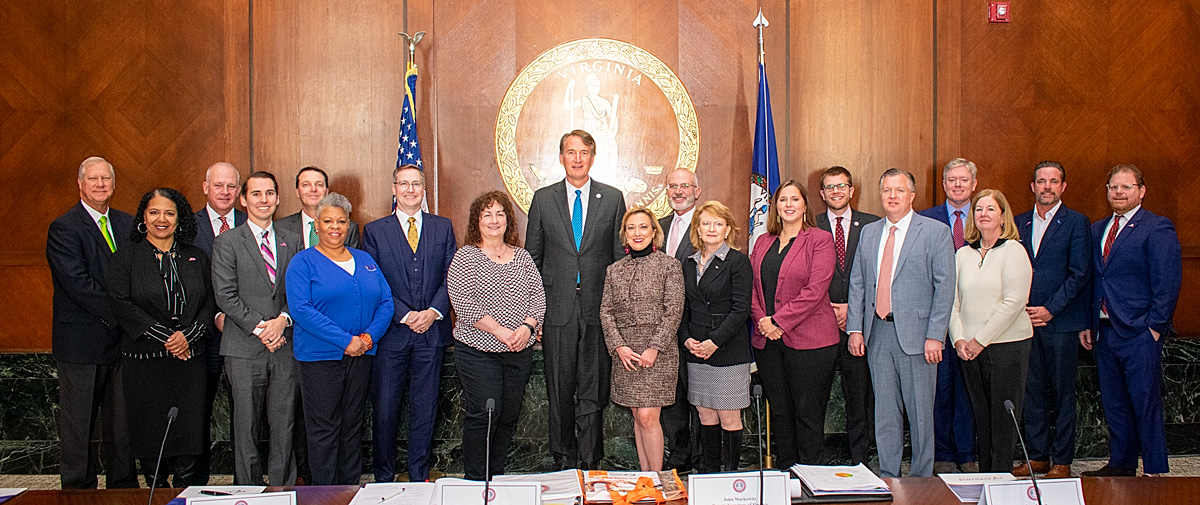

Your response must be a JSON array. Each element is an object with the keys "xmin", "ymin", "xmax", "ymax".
[{"xmin": 286, "ymin": 193, "xmax": 394, "ymax": 485}]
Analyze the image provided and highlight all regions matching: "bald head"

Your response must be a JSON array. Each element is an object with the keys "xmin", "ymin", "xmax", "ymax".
[{"xmin": 203, "ymin": 162, "xmax": 241, "ymax": 215}]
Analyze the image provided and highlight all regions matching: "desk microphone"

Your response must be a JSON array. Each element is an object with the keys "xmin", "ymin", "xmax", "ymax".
[
  {"xmin": 753, "ymin": 385, "xmax": 764, "ymax": 505},
  {"xmin": 1005, "ymin": 400, "xmax": 1042, "ymax": 505},
  {"xmin": 483, "ymin": 398, "xmax": 496, "ymax": 505},
  {"xmin": 148, "ymin": 407, "xmax": 179, "ymax": 505}
]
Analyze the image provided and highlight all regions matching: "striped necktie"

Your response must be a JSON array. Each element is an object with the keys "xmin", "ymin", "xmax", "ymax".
[
  {"xmin": 99, "ymin": 215, "xmax": 116, "ymax": 252},
  {"xmin": 261, "ymin": 230, "xmax": 277, "ymax": 287}
]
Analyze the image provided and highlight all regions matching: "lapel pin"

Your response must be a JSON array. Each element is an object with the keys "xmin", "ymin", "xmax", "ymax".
[
  {"xmin": 854, "ymin": 221, "xmax": 860, "ymax": 226},
  {"xmin": 188, "ymin": 257, "xmax": 197, "ymax": 261},
  {"xmin": 280, "ymin": 242, "xmax": 287, "ymax": 247},
  {"xmin": 595, "ymin": 193, "xmax": 601, "ymax": 199}
]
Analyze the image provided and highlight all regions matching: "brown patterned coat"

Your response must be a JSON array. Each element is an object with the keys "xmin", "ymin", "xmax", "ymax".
[{"xmin": 600, "ymin": 251, "xmax": 685, "ymax": 407}]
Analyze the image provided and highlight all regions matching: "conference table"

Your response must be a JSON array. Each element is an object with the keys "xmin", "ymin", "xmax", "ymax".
[{"xmin": 8, "ymin": 477, "xmax": 1200, "ymax": 505}]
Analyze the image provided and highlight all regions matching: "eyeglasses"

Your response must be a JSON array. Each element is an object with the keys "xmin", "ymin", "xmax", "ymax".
[
  {"xmin": 1106, "ymin": 183, "xmax": 1139, "ymax": 192},
  {"xmin": 667, "ymin": 183, "xmax": 696, "ymax": 190},
  {"xmin": 822, "ymin": 183, "xmax": 851, "ymax": 191},
  {"xmin": 393, "ymin": 181, "xmax": 424, "ymax": 190}
]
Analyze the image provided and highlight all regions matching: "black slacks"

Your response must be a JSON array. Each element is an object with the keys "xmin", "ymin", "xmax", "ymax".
[
  {"xmin": 959, "ymin": 338, "xmax": 1032, "ymax": 473},
  {"xmin": 660, "ymin": 355, "xmax": 698, "ymax": 469},
  {"xmin": 56, "ymin": 359, "xmax": 138, "ymax": 489},
  {"xmin": 298, "ymin": 355, "xmax": 372, "ymax": 485},
  {"xmin": 456, "ymin": 344, "xmax": 535, "ymax": 480},
  {"xmin": 756, "ymin": 339, "xmax": 839, "ymax": 468},
  {"xmin": 835, "ymin": 330, "xmax": 875, "ymax": 465},
  {"xmin": 543, "ymin": 293, "xmax": 610, "ymax": 468}
]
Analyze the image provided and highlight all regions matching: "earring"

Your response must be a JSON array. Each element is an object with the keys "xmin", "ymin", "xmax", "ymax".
[
  {"xmin": 624, "ymin": 246, "xmax": 631, "ymax": 255},
  {"xmin": 137, "ymin": 222, "xmax": 148, "ymax": 233},
  {"xmin": 652, "ymin": 245, "xmax": 657, "ymax": 252}
]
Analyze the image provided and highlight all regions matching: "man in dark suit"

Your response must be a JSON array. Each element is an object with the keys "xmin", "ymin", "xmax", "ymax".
[
  {"xmin": 1013, "ymin": 161, "xmax": 1092, "ymax": 479},
  {"xmin": 815, "ymin": 166, "xmax": 880, "ymax": 466},
  {"xmin": 277, "ymin": 166, "xmax": 361, "ymax": 249},
  {"xmin": 658, "ymin": 168, "xmax": 701, "ymax": 471},
  {"xmin": 192, "ymin": 161, "xmax": 246, "ymax": 484},
  {"xmin": 917, "ymin": 157, "xmax": 979, "ymax": 473},
  {"xmin": 46, "ymin": 156, "xmax": 138, "ymax": 489},
  {"xmin": 526, "ymin": 130, "xmax": 626, "ymax": 470},
  {"xmin": 211, "ymin": 171, "xmax": 299, "ymax": 486},
  {"xmin": 362, "ymin": 164, "xmax": 456, "ymax": 482},
  {"xmin": 1080, "ymin": 164, "xmax": 1181, "ymax": 477}
]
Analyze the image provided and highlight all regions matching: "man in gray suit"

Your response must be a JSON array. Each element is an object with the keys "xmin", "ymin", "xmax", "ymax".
[
  {"xmin": 658, "ymin": 168, "xmax": 700, "ymax": 471},
  {"xmin": 526, "ymin": 129, "xmax": 627, "ymax": 470},
  {"xmin": 212, "ymin": 171, "xmax": 300, "ymax": 486},
  {"xmin": 847, "ymin": 168, "xmax": 955, "ymax": 478}
]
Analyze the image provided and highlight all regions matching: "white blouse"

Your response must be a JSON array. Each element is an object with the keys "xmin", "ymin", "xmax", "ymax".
[{"xmin": 949, "ymin": 239, "xmax": 1033, "ymax": 347}]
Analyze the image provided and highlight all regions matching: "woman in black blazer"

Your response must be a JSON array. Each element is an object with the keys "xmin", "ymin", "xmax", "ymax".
[
  {"xmin": 679, "ymin": 201, "xmax": 753, "ymax": 473},
  {"xmin": 108, "ymin": 188, "xmax": 215, "ymax": 487}
]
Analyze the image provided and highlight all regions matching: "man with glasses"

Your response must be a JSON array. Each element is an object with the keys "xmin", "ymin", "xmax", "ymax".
[
  {"xmin": 658, "ymin": 168, "xmax": 701, "ymax": 471},
  {"xmin": 361, "ymin": 164, "xmax": 456, "ymax": 482},
  {"xmin": 815, "ymin": 166, "xmax": 879, "ymax": 466},
  {"xmin": 1079, "ymin": 164, "xmax": 1180, "ymax": 477}
]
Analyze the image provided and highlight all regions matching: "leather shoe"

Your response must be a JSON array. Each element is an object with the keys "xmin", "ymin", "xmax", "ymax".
[
  {"xmin": 1044, "ymin": 464, "xmax": 1072, "ymax": 479},
  {"xmin": 1011, "ymin": 460, "xmax": 1050, "ymax": 476},
  {"xmin": 958, "ymin": 462, "xmax": 979, "ymax": 473},
  {"xmin": 933, "ymin": 461, "xmax": 958, "ymax": 475},
  {"xmin": 1081, "ymin": 465, "xmax": 1135, "ymax": 477}
]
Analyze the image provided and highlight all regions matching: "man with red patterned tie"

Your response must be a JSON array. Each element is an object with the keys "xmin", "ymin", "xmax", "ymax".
[{"xmin": 918, "ymin": 158, "xmax": 979, "ymax": 474}]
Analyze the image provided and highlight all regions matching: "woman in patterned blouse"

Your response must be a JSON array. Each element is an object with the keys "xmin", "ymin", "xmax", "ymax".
[{"xmin": 447, "ymin": 191, "xmax": 546, "ymax": 480}]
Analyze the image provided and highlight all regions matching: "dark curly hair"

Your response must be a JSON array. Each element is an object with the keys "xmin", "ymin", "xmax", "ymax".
[
  {"xmin": 129, "ymin": 187, "xmax": 198, "ymax": 245},
  {"xmin": 463, "ymin": 191, "xmax": 520, "ymax": 247}
]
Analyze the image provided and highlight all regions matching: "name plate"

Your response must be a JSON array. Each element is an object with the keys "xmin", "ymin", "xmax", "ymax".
[
  {"xmin": 979, "ymin": 478, "xmax": 1085, "ymax": 505},
  {"xmin": 437, "ymin": 481, "xmax": 541, "ymax": 505},
  {"xmin": 688, "ymin": 471, "xmax": 790, "ymax": 505},
  {"xmin": 186, "ymin": 491, "xmax": 296, "ymax": 505}
]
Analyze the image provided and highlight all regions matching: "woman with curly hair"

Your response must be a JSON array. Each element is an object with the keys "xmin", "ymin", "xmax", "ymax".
[{"xmin": 107, "ymin": 187, "xmax": 215, "ymax": 487}]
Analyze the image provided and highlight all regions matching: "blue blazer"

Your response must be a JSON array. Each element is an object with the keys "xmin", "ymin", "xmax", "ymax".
[
  {"xmin": 193, "ymin": 207, "xmax": 247, "ymax": 259},
  {"xmin": 918, "ymin": 203, "xmax": 954, "ymax": 226},
  {"xmin": 361, "ymin": 212, "xmax": 456, "ymax": 349},
  {"xmin": 285, "ymin": 247, "xmax": 395, "ymax": 361},
  {"xmin": 1016, "ymin": 205, "xmax": 1093, "ymax": 333},
  {"xmin": 1088, "ymin": 208, "xmax": 1181, "ymax": 338}
]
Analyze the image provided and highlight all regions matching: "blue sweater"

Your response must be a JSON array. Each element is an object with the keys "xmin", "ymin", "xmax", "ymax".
[{"xmin": 285, "ymin": 247, "xmax": 395, "ymax": 361}]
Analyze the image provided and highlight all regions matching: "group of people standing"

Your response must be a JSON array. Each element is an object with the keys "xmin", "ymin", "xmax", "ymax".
[{"xmin": 47, "ymin": 129, "xmax": 1181, "ymax": 491}]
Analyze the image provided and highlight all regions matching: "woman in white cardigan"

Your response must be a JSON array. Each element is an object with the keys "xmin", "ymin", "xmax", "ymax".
[{"xmin": 949, "ymin": 188, "xmax": 1034, "ymax": 474}]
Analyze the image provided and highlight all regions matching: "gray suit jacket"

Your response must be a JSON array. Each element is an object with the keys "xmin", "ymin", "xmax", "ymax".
[
  {"xmin": 277, "ymin": 211, "xmax": 360, "ymax": 249},
  {"xmin": 847, "ymin": 212, "xmax": 955, "ymax": 355},
  {"xmin": 526, "ymin": 179, "xmax": 627, "ymax": 326},
  {"xmin": 212, "ymin": 223, "xmax": 300, "ymax": 359}
]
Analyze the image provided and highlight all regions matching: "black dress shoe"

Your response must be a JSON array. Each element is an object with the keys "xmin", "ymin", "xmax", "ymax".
[{"xmin": 1081, "ymin": 465, "xmax": 1136, "ymax": 477}]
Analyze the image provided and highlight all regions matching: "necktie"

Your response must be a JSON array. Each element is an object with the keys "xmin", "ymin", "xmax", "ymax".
[
  {"xmin": 407, "ymin": 216, "xmax": 419, "ymax": 252},
  {"xmin": 876, "ymin": 225, "xmax": 898, "ymax": 319},
  {"xmin": 218, "ymin": 216, "xmax": 230, "ymax": 234},
  {"xmin": 260, "ymin": 230, "xmax": 276, "ymax": 287},
  {"xmin": 1100, "ymin": 215, "xmax": 1122, "ymax": 316},
  {"xmin": 99, "ymin": 215, "xmax": 116, "ymax": 252},
  {"xmin": 572, "ymin": 189, "xmax": 584, "ymax": 250},
  {"xmin": 952, "ymin": 210, "xmax": 965, "ymax": 250},
  {"xmin": 667, "ymin": 215, "xmax": 683, "ymax": 257},
  {"xmin": 834, "ymin": 216, "xmax": 846, "ymax": 271},
  {"xmin": 308, "ymin": 221, "xmax": 318, "ymax": 249}
]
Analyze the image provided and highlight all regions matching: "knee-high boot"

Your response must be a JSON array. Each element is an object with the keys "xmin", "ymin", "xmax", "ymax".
[
  {"xmin": 722, "ymin": 428, "xmax": 743, "ymax": 471},
  {"xmin": 699, "ymin": 424, "xmax": 722, "ymax": 474}
]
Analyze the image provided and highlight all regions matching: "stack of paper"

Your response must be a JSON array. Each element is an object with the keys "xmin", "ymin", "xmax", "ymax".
[
  {"xmin": 938, "ymin": 473, "xmax": 1016, "ymax": 503},
  {"xmin": 493, "ymin": 469, "xmax": 585, "ymax": 504},
  {"xmin": 789, "ymin": 464, "xmax": 891, "ymax": 502},
  {"xmin": 0, "ymin": 489, "xmax": 26, "ymax": 505},
  {"xmin": 581, "ymin": 470, "xmax": 687, "ymax": 503},
  {"xmin": 347, "ymin": 482, "xmax": 436, "ymax": 505}
]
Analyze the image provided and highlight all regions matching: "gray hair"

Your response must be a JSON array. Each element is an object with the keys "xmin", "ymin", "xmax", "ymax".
[
  {"xmin": 316, "ymin": 192, "xmax": 353, "ymax": 216},
  {"xmin": 942, "ymin": 158, "xmax": 978, "ymax": 179},
  {"xmin": 78, "ymin": 156, "xmax": 114, "ymax": 180},
  {"xmin": 668, "ymin": 168, "xmax": 699, "ymax": 188},
  {"xmin": 879, "ymin": 168, "xmax": 917, "ymax": 193},
  {"xmin": 205, "ymin": 162, "xmax": 241, "ymax": 183}
]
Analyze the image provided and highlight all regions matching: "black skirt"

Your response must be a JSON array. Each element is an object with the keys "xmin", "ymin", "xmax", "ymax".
[{"xmin": 122, "ymin": 353, "xmax": 207, "ymax": 458}]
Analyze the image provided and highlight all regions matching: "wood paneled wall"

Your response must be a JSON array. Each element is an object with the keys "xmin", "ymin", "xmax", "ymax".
[{"xmin": 1, "ymin": 0, "xmax": 1194, "ymax": 350}]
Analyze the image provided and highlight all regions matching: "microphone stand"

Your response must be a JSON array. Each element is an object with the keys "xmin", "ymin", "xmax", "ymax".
[
  {"xmin": 1006, "ymin": 400, "xmax": 1042, "ymax": 505},
  {"xmin": 148, "ymin": 407, "xmax": 179, "ymax": 505},
  {"xmin": 483, "ymin": 398, "xmax": 496, "ymax": 505},
  {"xmin": 754, "ymin": 385, "xmax": 764, "ymax": 505}
]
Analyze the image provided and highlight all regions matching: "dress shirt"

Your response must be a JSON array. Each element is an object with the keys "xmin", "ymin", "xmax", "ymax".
[
  {"xmin": 243, "ymin": 219, "xmax": 292, "ymax": 325},
  {"xmin": 80, "ymin": 200, "xmax": 113, "ymax": 236},
  {"xmin": 301, "ymin": 211, "xmax": 317, "ymax": 248},
  {"xmin": 946, "ymin": 201, "xmax": 971, "ymax": 227},
  {"xmin": 876, "ymin": 210, "xmax": 915, "ymax": 282},
  {"xmin": 566, "ymin": 178, "xmax": 593, "ymax": 236},
  {"xmin": 1030, "ymin": 200, "xmax": 1061, "ymax": 257},
  {"xmin": 207, "ymin": 204, "xmax": 236, "ymax": 236},
  {"xmin": 668, "ymin": 207, "xmax": 695, "ymax": 256},
  {"xmin": 393, "ymin": 209, "xmax": 444, "ymax": 323},
  {"xmin": 826, "ymin": 208, "xmax": 853, "ymax": 230},
  {"xmin": 1101, "ymin": 204, "xmax": 1141, "ymax": 248}
]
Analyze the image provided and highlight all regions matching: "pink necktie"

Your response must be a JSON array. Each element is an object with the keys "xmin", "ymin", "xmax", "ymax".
[
  {"xmin": 218, "ymin": 216, "xmax": 230, "ymax": 235},
  {"xmin": 667, "ymin": 215, "xmax": 683, "ymax": 257},
  {"xmin": 876, "ymin": 226, "xmax": 898, "ymax": 319}
]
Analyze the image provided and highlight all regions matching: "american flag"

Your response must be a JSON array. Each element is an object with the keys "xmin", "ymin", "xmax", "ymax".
[{"xmin": 394, "ymin": 59, "xmax": 427, "ymax": 211}]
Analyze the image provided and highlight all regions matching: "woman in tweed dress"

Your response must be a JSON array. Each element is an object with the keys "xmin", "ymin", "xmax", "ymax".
[{"xmin": 600, "ymin": 207, "xmax": 685, "ymax": 471}]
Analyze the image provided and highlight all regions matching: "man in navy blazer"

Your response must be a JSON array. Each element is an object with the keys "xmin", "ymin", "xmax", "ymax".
[
  {"xmin": 361, "ymin": 164, "xmax": 456, "ymax": 482},
  {"xmin": 192, "ymin": 161, "xmax": 246, "ymax": 484},
  {"xmin": 1013, "ymin": 161, "xmax": 1092, "ymax": 479},
  {"xmin": 916, "ymin": 157, "xmax": 979, "ymax": 473},
  {"xmin": 658, "ymin": 168, "xmax": 701, "ymax": 471},
  {"xmin": 46, "ymin": 157, "xmax": 138, "ymax": 489},
  {"xmin": 1080, "ymin": 164, "xmax": 1181, "ymax": 477}
]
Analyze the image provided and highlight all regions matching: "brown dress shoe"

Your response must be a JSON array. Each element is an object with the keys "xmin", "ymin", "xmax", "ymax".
[
  {"xmin": 1011, "ymin": 460, "xmax": 1050, "ymax": 476},
  {"xmin": 1081, "ymin": 465, "xmax": 1136, "ymax": 477},
  {"xmin": 1043, "ymin": 464, "xmax": 1071, "ymax": 479}
]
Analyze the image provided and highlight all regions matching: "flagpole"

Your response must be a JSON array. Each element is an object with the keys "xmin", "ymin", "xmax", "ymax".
[{"xmin": 750, "ymin": 8, "xmax": 776, "ymax": 470}]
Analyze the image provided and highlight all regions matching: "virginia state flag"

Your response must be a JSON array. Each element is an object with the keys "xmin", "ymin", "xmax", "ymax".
[
  {"xmin": 395, "ymin": 60, "xmax": 427, "ymax": 211},
  {"xmin": 748, "ymin": 61, "xmax": 780, "ymax": 255}
]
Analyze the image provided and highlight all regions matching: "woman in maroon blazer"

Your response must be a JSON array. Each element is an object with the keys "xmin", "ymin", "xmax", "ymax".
[{"xmin": 750, "ymin": 180, "xmax": 839, "ymax": 468}]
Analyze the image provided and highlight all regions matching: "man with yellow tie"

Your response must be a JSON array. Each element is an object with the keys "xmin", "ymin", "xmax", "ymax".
[
  {"xmin": 361, "ymin": 164, "xmax": 457, "ymax": 482},
  {"xmin": 46, "ymin": 156, "xmax": 138, "ymax": 489}
]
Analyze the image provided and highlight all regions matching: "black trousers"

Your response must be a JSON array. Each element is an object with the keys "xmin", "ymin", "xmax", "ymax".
[
  {"xmin": 835, "ymin": 330, "xmax": 875, "ymax": 464},
  {"xmin": 298, "ymin": 355, "xmax": 372, "ymax": 485},
  {"xmin": 1023, "ymin": 328, "xmax": 1079, "ymax": 465},
  {"xmin": 456, "ymin": 344, "xmax": 535, "ymax": 480},
  {"xmin": 56, "ymin": 359, "xmax": 138, "ymax": 489},
  {"xmin": 756, "ymin": 340, "xmax": 839, "ymax": 468},
  {"xmin": 196, "ymin": 340, "xmax": 226, "ymax": 485},
  {"xmin": 660, "ymin": 354, "xmax": 698, "ymax": 469},
  {"xmin": 543, "ymin": 293, "xmax": 610, "ymax": 468},
  {"xmin": 959, "ymin": 338, "xmax": 1032, "ymax": 473}
]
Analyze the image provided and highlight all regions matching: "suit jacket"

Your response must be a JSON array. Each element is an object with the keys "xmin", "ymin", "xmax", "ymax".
[
  {"xmin": 659, "ymin": 213, "xmax": 695, "ymax": 263},
  {"xmin": 277, "ymin": 211, "xmax": 361, "ymax": 250},
  {"xmin": 918, "ymin": 202, "xmax": 955, "ymax": 227},
  {"xmin": 847, "ymin": 212, "xmax": 956, "ymax": 356},
  {"xmin": 211, "ymin": 222, "xmax": 299, "ymax": 359},
  {"xmin": 107, "ymin": 240, "xmax": 217, "ymax": 356},
  {"xmin": 526, "ymin": 179, "xmax": 627, "ymax": 326},
  {"xmin": 749, "ymin": 229, "xmax": 840, "ymax": 351},
  {"xmin": 1016, "ymin": 204, "xmax": 1092, "ymax": 333},
  {"xmin": 46, "ymin": 202, "xmax": 134, "ymax": 364},
  {"xmin": 815, "ymin": 210, "xmax": 882, "ymax": 303},
  {"xmin": 1088, "ymin": 208, "xmax": 1181, "ymax": 338},
  {"xmin": 361, "ymin": 212, "xmax": 456, "ymax": 348},
  {"xmin": 193, "ymin": 207, "xmax": 247, "ymax": 259},
  {"xmin": 680, "ymin": 248, "xmax": 752, "ymax": 366}
]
